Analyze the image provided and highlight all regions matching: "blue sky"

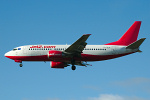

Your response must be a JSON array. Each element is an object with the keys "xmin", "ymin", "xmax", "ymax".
[{"xmin": 0, "ymin": 0, "xmax": 150, "ymax": 100}]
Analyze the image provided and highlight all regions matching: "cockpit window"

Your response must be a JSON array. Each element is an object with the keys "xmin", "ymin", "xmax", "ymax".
[
  {"xmin": 13, "ymin": 48, "xmax": 17, "ymax": 51},
  {"xmin": 18, "ymin": 48, "xmax": 21, "ymax": 50}
]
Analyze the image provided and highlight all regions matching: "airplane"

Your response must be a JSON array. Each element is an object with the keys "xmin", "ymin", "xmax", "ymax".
[{"xmin": 4, "ymin": 21, "xmax": 146, "ymax": 70}]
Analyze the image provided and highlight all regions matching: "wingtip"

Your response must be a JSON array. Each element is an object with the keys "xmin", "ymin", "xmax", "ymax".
[
  {"xmin": 137, "ymin": 49, "xmax": 142, "ymax": 53},
  {"xmin": 83, "ymin": 34, "xmax": 91, "ymax": 36}
]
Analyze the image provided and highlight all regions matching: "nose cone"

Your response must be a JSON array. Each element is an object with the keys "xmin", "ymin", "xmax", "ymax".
[
  {"xmin": 4, "ymin": 52, "xmax": 8, "ymax": 57},
  {"xmin": 5, "ymin": 52, "xmax": 9, "ymax": 58},
  {"xmin": 4, "ymin": 51, "xmax": 11, "ymax": 59}
]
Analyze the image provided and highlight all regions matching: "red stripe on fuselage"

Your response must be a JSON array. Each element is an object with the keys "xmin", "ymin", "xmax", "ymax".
[{"xmin": 5, "ymin": 52, "xmax": 134, "ymax": 62}]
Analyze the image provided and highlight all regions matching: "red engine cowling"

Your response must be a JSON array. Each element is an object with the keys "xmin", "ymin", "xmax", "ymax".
[
  {"xmin": 48, "ymin": 50, "xmax": 64, "ymax": 60},
  {"xmin": 50, "ymin": 61, "xmax": 65, "ymax": 68}
]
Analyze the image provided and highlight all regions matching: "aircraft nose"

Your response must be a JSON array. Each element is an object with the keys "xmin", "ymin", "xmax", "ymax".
[
  {"xmin": 4, "ymin": 51, "xmax": 10, "ymax": 58},
  {"xmin": 4, "ymin": 52, "xmax": 8, "ymax": 57},
  {"xmin": 5, "ymin": 51, "xmax": 15, "ymax": 60}
]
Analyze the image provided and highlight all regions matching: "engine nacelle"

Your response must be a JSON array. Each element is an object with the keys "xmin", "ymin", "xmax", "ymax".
[
  {"xmin": 50, "ymin": 61, "xmax": 65, "ymax": 68},
  {"xmin": 14, "ymin": 60, "xmax": 22, "ymax": 63},
  {"xmin": 48, "ymin": 50, "xmax": 64, "ymax": 60}
]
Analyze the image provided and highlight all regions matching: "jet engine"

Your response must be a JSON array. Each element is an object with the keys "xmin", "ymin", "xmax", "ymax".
[{"xmin": 50, "ymin": 61, "xmax": 65, "ymax": 68}]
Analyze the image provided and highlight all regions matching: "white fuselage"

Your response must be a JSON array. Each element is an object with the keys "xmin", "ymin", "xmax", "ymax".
[{"xmin": 5, "ymin": 44, "xmax": 137, "ymax": 61}]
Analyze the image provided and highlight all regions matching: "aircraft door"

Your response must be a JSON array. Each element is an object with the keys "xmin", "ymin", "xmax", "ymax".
[
  {"xmin": 16, "ymin": 51, "xmax": 18, "ymax": 56},
  {"xmin": 111, "ymin": 46, "xmax": 117, "ymax": 54},
  {"xmin": 23, "ymin": 47, "xmax": 27, "ymax": 54}
]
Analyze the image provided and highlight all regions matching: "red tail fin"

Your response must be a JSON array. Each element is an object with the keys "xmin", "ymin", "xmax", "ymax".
[{"xmin": 105, "ymin": 21, "xmax": 141, "ymax": 46}]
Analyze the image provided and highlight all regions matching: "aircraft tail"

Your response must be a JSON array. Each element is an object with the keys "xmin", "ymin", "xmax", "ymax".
[{"xmin": 105, "ymin": 21, "xmax": 142, "ymax": 46}]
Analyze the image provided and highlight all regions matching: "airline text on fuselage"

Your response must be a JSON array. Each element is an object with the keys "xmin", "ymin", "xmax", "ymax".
[{"xmin": 30, "ymin": 45, "xmax": 56, "ymax": 48}]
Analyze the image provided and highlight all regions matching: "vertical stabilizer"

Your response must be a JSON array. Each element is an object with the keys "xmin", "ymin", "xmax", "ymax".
[{"xmin": 105, "ymin": 21, "xmax": 141, "ymax": 46}]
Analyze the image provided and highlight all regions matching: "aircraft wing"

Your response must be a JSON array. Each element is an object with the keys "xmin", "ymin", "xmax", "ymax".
[{"xmin": 64, "ymin": 34, "xmax": 91, "ymax": 57}]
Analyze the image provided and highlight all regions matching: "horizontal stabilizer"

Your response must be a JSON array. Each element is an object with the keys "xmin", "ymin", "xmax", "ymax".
[{"xmin": 126, "ymin": 38, "xmax": 146, "ymax": 49}]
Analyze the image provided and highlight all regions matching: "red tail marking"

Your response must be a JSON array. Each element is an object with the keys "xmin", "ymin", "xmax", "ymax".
[{"xmin": 105, "ymin": 21, "xmax": 141, "ymax": 46}]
